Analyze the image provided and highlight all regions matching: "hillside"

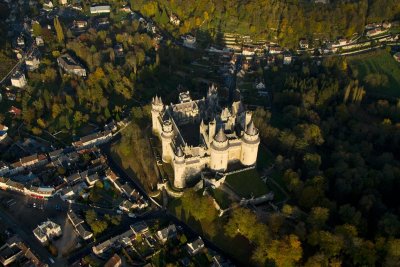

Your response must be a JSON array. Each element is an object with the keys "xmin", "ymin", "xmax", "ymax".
[{"xmin": 130, "ymin": 0, "xmax": 400, "ymax": 48}]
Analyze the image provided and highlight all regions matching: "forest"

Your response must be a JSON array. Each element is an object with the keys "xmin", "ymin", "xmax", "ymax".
[
  {"xmin": 130, "ymin": 0, "xmax": 400, "ymax": 47},
  {"xmin": 243, "ymin": 55, "xmax": 400, "ymax": 266}
]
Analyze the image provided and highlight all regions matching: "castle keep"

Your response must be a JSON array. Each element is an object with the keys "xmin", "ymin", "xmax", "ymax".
[{"xmin": 151, "ymin": 85, "xmax": 260, "ymax": 189}]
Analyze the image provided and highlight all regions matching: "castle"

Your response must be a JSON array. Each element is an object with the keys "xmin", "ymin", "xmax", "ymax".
[{"xmin": 151, "ymin": 85, "xmax": 260, "ymax": 189}]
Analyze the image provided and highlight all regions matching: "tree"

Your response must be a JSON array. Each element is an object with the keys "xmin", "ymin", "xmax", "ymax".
[
  {"xmin": 32, "ymin": 22, "xmax": 42, "ymax": 36},
  {"xmin": 225, "ymin": 207, "xmax": 269, "ymax": 244},
  {"xmin": 53, "ymin": 16, "xmax": 64, "ymax": 44},
  {"xmin": 264, "ymin": 235, "xmax": 303, "ymax": 267},
  {"xmin": 308, "ymin": 207, "xmax": 329, "ymax": 229}
]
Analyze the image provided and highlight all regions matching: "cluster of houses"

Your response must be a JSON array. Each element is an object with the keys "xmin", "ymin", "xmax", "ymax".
[
  {"xmin": 67, "ymin": 210, "xmax": 93, "ymax": 241},
  {"xmin": 0, "ymin": 235, "xmax": 46, "ymax": 266},
  {"xmin": 87, "ymin": 220, "xmax": 233, "ymax": 266},
  {"xmin": 0, "ymin": 126, "xmax": 118, "ymax": 202}
]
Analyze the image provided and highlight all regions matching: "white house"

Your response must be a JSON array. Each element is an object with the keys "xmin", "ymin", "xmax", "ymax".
[
  {"xmin": 186, "ymin": 237, "xmax": 205, "ymax": 255},
  {"xmin": 33, "ymin": 220, "xmax": 62, "ymax": 244},
  {"xmin": 169, "ymin": 14, "xmax": 180, "ymax": 26},
  {"xmin": 90, "ymin": 5, "xmax": 111, "ymax": 14},
  {"xmin": 35, "ymin": 36, "xmax": 44, "ymax": 46},
  {"xmin": 156, "ymin": 224, "xmax": 177, "ymax": 243},
  {"xmin": 25, "ymin": 56, "xmax": 40, "ymax": 71},
  {"xmin": 283, "ymin": 53, "xmax": 292, "ymax": 65},
  {"xmin": 10, "ymin": 71, "xmax": 27, "ymax": 88}
]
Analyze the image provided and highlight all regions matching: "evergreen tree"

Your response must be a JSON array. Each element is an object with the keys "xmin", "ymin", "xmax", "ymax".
[{"xmin": 53, "ymin": 16, "xmax": 64, "ymax": 44}]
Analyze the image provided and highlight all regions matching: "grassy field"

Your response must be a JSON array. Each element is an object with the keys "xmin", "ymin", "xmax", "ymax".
[
  {"xmin": 225, "ymin": 168, "xmax": 269, "ymax": 198},
  {"xmin": 348, "ymin": 49, "xmax": 400, "ymax": 97}
]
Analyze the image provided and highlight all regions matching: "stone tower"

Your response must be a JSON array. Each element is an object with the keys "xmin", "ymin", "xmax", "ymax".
[
  {"xmin": 240, "ymin": 120, "xmax": 260, "ymax": 166},
  {"xmin": 151, "ymin": 96, "xmax": 164, "ymax": 134},
  {"xmin": 173, "ymin": 147, "xmax": 186, "ymax": 188},
  {"xmin": 161, "ymin": 119, "xmax": 174, "ymax": 162},
  {"xmin": 210, "ymin": 128, "xmax": 229, "ymax": 171}
]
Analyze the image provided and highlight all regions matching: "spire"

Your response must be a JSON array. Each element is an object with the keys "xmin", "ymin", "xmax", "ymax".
[
  {"xmin": 176, "ymin": 146, "xmax": 184, "ymax": 157},
  {"xmin": 200, "ymin": 119, "xmax": 204, "ymax": 128},
  {"xmin": 214, "ymin": 127, "xmax": 227, "ymax": 142},
  {"xmin": 246, "ymin": 120, "xmax": 258, "ymax": 136}
]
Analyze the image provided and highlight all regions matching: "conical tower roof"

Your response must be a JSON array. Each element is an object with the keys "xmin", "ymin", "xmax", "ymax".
[
  {"xmin": 214, "ymin": 128, "xmax": 227, "ymax": 142},
  {"xmin": 176, "ymin": 146, "xmax": 184, "ymax": 157},
  {"xmin": 246, "ymin": 120, "xmax": 258, "ymax": 136}
]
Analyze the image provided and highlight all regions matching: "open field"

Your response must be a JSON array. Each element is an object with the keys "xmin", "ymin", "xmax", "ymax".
[
  {"xmin": 225, "ymin": 169, "xmax": 269, "ymax": 198},
  {"xmin": 348, "ymin": 49, "xmax": 400, "ymax": 97}
]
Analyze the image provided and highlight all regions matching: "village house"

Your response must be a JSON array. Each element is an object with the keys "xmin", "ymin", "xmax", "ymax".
[
  {"xmin": 0, "ymin": 237, "xmax": 43, "ymax": 266},
  {"xmin": 33, "ymin": 220, "xmax": 62, "ymax": 244},
  {"xmin": 57, "ymin": 54, "xmax": 87, "ymax": 77},
  {"xmin": 186, "ymin": 237, "xmax": 205, "ymax": 255},
  {"xmin": 283, "ymin": 53, "xmax": 292, "ymax": 65},
  {"xmin": 48, "ymin": 149, "xmax": 64, "ymax": 161},
  {"xmin": 131, "ymin": 222, "xmax": 149, "ymax": 236},
  {"xmin": 26, "ymin": 186, "xmax": 55, "ymax": 199},
  {"xmin": 65, "ymin": 172, "xmax": 83, "ymax": 185},
  {"xmin": 156, "ymin": 224, "xmax": 177, "ymax": 243},
  {"xmin": 25, "ymin": 55, "xmax": 40, "ymax": 71},
  {"xmin": 43, "ymin": 0, "xmax": 53, "ymax": 11},
  {"xmin": 119, "ymin": 5, "xmax": 132, "ymax": 13},
  {"xmin": 0, "ymin": 241, "xmax": 23, "ymax": 266},
  {"xmin": 72, "ymin": 130, "xmax": 112, "ymax": 149},
  {"xmin": 10, "ymin": 71, "xmax": 27, "ymax": 88},
  {"xmin": 169, "ymin": 14, "xmax": 180, "ymax": 26},
  {"xmin": 366, "ymin": 27, "xmax": 388, "ymax": 37},
  {"xmin": 90, "ymin": 5, "xmax": 111, "ymax": 14},
  {"xmin": 92, "ymin": 226, "xmax": 136, "ymax": 255},
  {"xmin": 72, "ymin": 20, "xmax": 88, "ymax": 29},
  {"xmin": 85, "ymin": 172, "xmax": 99, "ymax": 187},
  {"xmin": 299, "ymin": 39, "xmax": 309, "ymax": 49},
  {"xmin": 119, "ymin": 200, "xmax": 135, "ymax": 212},
  {"xmin": 16, "ymin": 36, "xmax": 25, "ymax": 47},
  {"xmin": 67, "ymin": 210, "xmax": 93, "ymax": 240},
  {"xmin": 35, "ymin": 36, "xmax": 44, "ymax": 46},
  {"xmin": 269, "ymin": 46, "xmax": 283, "ymax": 54},
  {"xmin": 60, "ymin": 186, "xmax": 75, "ymax": 200}
]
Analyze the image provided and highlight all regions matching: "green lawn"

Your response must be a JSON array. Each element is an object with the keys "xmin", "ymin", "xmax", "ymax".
[
  {"xmin": 348, "ymin": 49, "xmax": 400, "ymax": 97},
  {"xmin": 225, "ymin": 169, "xmax": 269, "ymax": 198}
]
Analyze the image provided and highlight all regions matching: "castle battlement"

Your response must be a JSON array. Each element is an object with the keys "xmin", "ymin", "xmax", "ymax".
[{"xmin": 151, "ymin": 85, "xmax": 260, "ymax": 189}]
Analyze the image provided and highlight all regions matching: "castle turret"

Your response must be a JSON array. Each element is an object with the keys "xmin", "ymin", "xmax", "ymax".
[
  {"xmin": 208, "ymin": 119, "xmax": 216, "ymax": 144},
  {"xmin": 151, "ymin": 96, "xmax": 164, "ymax": 134},
  {"xmin": 173, "ymin": 147, "xmax": 186, "ymax": 188},
  {"xmin": 240, "ymin": 120, "xmax": 260, "ymax": 166},
  {"xmin": 245, "ymin": 111, "xmax": 252, "ymax": 130},
  {"xmin": 210, "ymin": 128, "xmax": 229, "ymax": 171},
  {"xmin": 161, "ymin": 119, "xmax": 174, "ymax": 162}
]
